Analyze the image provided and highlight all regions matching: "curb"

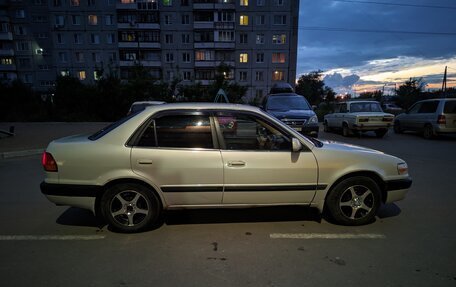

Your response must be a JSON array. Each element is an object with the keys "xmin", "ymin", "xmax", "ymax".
[{"xmin": 0, "ymin": 149, "xmax": 44, "ymax": 159}]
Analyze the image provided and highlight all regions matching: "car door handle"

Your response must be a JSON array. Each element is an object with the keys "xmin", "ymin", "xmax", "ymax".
[
  {"xmin": 227, "ymin": 161, "xmax": 246, "ymax": 167},
  {"xmin": 138, "ymin": 159, "xmax": 153, "ymax": 165}
]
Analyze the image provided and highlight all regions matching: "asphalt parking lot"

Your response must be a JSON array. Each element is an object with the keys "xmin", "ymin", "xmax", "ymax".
[{"xmin": 0, "ymin": 127, "xmax": 455, "ymax": 287}]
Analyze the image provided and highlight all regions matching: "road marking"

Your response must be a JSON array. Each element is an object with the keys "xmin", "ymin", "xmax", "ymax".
[
  {"xmin": 0, "ymin": 235, "xmax": 105, "ymax": 241},
  {"xmin": 270, "ymin": 233, "xmax": 386, "ymax": 239}
]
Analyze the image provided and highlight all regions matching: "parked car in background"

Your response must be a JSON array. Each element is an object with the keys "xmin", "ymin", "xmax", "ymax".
[
  {"xmin": 262, "ymin": 93, "xmax": 319, "ymax": 137},
  {"xmin": 382, "ymin": 103, "xmax": 403, "ymax": 115},
  {"xmin": 324, "ymin": 101, "xmax": 394, "ymax": 138},
  {"xmin": 128, "ymin": 101, "xmax": 166, "ymax": 115},
  {"xmin": 41, "ymin": 103, "xmax": 411, "ymax": 232},
  {"xmin": 394, "ymin": 98, "xmax": 456, "ymax": 139},
  {"xmin": 269, "ymin": 82, "xmax": 294, "ymax": 94}
]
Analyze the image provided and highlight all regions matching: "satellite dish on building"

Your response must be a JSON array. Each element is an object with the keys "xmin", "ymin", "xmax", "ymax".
[{"xmin": 214, "ymin": 88, "xmax": 229, "ymax": 103}]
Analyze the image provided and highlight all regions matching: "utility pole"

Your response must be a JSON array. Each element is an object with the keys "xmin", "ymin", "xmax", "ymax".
[{"xmin": 442, "ymin": 66, "xmax": 447, "ymax": 98}]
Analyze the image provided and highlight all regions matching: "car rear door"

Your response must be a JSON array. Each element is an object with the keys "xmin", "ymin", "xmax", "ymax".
[
  {"xmin": 130, "ymin": 112, "xmax": 224, "ymax": 206},
  {"xmin": 214, "ymin": 111, "xmax": 319, "ymax": 205}
]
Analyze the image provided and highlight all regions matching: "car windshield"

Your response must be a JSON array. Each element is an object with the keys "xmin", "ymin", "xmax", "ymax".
[
  {"xmin": 350, "ymin": 102, "xmax": 382, "ymax": 112},
  {"xmin": 267, "ymin": 95, "xmax": 311, "ymax": 111}
]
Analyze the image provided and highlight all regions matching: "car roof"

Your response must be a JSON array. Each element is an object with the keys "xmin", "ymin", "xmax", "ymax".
[
  {"xmin": 266, "ymin": 93, "xmax": 302, "ymax": 97},
  {"xmin": 143, "ymin": 102, "xmax": 263, "ymax": 113},
  {"xmin": 416, "ymin": 98, "xmax": 456, "ymax": 103},
  {"xmin": 131, "ymin": 101, "xmax": 166, "ymax": 105}
]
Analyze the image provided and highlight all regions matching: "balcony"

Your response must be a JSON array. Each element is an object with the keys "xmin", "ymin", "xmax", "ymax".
[
  {"xmin": 118, "ymin": 42, "xmax": 161, "ymax": 49},
  {"xmin": 195, "ymin": 61, "xmax": 216, "ymax": 68},
  {"xmin": 0, "ymin": 48, "xmax": 14, "ymax": 56},
  {"xmin": 214, "ymin": 22, "xmax": 235, "ymax": 30},
  {"xmin": 117, "ymin": 23, "xmax": 160, "ymax": 30},
  {"xmin": 116, "ymin": 2, "xmax": 137, "ymax": 9},
  {"xmin": 0, "ymin": 32, "xmax": 13, "ymax": 41},
  {"xmin": 214, "ymin": 42, "xmax": 235, "ymax": 49},
  {"xmin": 193, "ymin": 21, "xmax": 214, "ymax": 29},
  {"xmin": 0, "ymin": 64, "xmax": 16, "ymax": 71},
  {"xmin": 194, "ymin": 42, "xmax": 215, "ymax": 49},
  {"xmin": 120, "ymin": 60, "xmax": 161, "ymax": 67}
]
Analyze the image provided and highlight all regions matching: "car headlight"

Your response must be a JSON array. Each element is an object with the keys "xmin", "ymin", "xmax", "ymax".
[
  {"xmin": 307, "ymin": 115, "xmax": 318, "ymax": 124},
  {"xmin": 397, "ymin": 163, "xmax": 408, "ymax": 175}
]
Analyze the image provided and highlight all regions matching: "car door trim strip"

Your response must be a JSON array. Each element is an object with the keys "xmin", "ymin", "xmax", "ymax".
[{"xmin": 161, "ymin": 185, "xmax": 327, "ymax": 193}]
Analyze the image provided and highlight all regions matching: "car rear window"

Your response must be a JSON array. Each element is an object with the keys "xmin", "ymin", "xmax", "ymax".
[
  {"xmin": 444, "ymin": 101, "xmax": 456, "ymax": 114},
  {"xmin": 350, "ymin": 102, "xmax": 382, "ymax": 112},
  {"xmin": 89, "ymin": 112, "xmax": 139, "ymax": 140}
]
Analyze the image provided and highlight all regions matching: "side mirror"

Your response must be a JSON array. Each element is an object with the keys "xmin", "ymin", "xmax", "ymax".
[{"xmin": 292, "ymin": 138, "xmax": 302, "ymax": 152}]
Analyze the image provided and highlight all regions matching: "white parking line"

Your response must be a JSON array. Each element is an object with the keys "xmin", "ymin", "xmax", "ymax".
[
  {"xmin": 270, "ymin": 233, "xmax": 386, "ymax": 239},
  {"xmin": 0, "ymin": 235, "xmax": 106, "ymax": 241}
]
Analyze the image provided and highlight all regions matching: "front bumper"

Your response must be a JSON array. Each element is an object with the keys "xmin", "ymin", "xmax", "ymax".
[
  {"xmin": 286, "ymin": 123, "xmax": 319, "ymax": 137},
  {"xmin": 40, "ymin": 182, "xmax": 99, "ymax": 212},
  {"xmin": 384, "ymin": 178, "xmax": 412, "ymax": 203}
]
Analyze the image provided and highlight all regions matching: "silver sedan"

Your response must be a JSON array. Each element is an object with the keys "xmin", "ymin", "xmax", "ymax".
[{"xmin": 41, "ymin": 103, "xmax": 412, "ymax": 233}]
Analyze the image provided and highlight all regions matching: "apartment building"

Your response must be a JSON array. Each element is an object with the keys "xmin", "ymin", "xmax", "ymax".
[{"xmin": 0, "ymin": 0, "xmax": 299, "ymax": 99}]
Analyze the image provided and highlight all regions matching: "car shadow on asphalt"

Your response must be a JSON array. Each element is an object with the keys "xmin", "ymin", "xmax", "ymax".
[
  {"xmin": 56, "ymin": 207, "xmax": 102, "ymax": 228},
  {"xmin": 377, "ymin": 203, "xmax": 402, "ymax": 219},
  {"xmin": 164, "ymin": 206, "xmax": 321, "ymax": 225}
]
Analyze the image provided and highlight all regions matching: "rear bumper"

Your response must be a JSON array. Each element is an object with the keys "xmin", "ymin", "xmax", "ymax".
[
  {"xmin": 40, "ymin": 182, "xmax": 99, "ymax": 212},
  {"xmin": 384, "ymin": 178, "xmax": 412, "ymax": 203},
  {"xmin": 352, "ymin": 123, "xmax": 392, "ymax": 130}
]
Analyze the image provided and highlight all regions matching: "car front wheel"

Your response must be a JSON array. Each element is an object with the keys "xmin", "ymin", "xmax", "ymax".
[
  {"xmin": 325, "ymin": 176, "xmax": 381, "ymax": 226},
  {"xmin": 101, "ymin": 183, "xmax": 161, "ymax": 233}
]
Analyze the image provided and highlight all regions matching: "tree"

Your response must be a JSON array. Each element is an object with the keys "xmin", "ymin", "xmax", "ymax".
[
  {"xmin": 359, "ymin": 90, "xmax": 383, "ymax": 102},
  {"xmin": 295, "ymin": 70, "xmax": 334, "ymax": 105},
  {"xmin": 396, "ymin": 78, "xmax": 426, "ymax": 109}
]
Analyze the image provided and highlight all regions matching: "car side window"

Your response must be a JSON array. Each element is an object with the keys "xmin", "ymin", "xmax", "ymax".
[
  {"xmin": 418, "ymin": 101, "xmax": 439, "ymax": 113},
  {"xmin": 340, "ymin": 104, "xmax": 347, "ymax": 113},
  {"xmin": 408, "ymin": 103, "xmax": 421, "ymax": 114},
  {"xmin": 215, "ymin": 113, "xmax": 291, "ymax": 151},
  {"xmin": 137, "ymin": 115, "xmax": 213, "ymax": 149}
]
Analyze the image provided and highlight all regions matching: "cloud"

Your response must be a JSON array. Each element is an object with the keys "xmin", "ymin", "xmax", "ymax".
[{"xmin": 323, "ymin": 73, "xmax": 360, "ymax": 93}]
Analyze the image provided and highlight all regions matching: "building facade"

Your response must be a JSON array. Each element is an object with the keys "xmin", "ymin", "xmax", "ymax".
[{"xmin": 0, "ymin": 0, "xmax": 299, "ymax": 100}]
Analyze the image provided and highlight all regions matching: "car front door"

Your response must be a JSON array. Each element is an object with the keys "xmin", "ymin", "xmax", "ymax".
[
  {"xmin": 130, "ymin": 113, "xmax": 224, "ymax": 206},
  {"xmin": 215, "ymin": 112, "xmax": 319, "ymax": 205}
]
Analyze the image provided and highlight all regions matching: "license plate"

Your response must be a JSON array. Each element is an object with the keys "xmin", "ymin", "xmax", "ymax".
[{"xmin": 293, "ymin": 127, "xmax": 302, "ymax": 131}]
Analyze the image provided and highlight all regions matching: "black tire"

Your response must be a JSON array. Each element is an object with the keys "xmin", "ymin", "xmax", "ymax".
[
  {"xmin": 393, "ymin": 121, "xmax": 402, "ymax": 134},
  {"xmin": 101, "ymin": 183, "xmax": 161, "ymax": 233},
  {"xmin": 323, "ymin": 121, "xmax": 331, "ymax": 133},
  {"xmin": 423, "ymin": 124, "xmax": 434, "ymax": 140},
  {"xmin": 342, "ymin": 124, "xmax": 351, "ymax": 137},
  {"xmin": 375, "ymin": 129, "xmax": 388, "ymax": 138},
  {"xmin": 325, "ymin": 176, "xmax": 381, "ymax": 226}
]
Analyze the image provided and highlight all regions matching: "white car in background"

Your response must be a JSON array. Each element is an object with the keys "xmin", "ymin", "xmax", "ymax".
[
  {"xmin": 324, "ymin": 101, "xmax": 394, "ymax": 138},
  {"xmin": 41, "ymin": 103, "xmax": 411, "ymax": 233}
]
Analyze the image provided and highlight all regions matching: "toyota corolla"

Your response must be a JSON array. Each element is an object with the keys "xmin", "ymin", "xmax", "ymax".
[{"xmin": 41, "ymin": 103, "xmax": 411, "ymax": 233}]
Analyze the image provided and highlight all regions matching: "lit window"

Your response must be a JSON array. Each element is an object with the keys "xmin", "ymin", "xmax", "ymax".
[
  {"xmin": 239, "ymin": 15, "xmax": 249, "ymax": 26},
  {"xmin": 78, "ymin": 71, "xmax": 86, "ymax": 80},
  {"xmin": 70, "ymin": 0, "xmax": 80, "ymax": 6},
  {"xmin": 240, "ymin": 0, "xmax": 248, "ymax": 6},
  {"xmin": 94, "ymin": 71, "xmax": 102, "ymax": 81},
  {"xmin": 163, "ymin": 0, "xmax": 172, "ymax": 6},
  {"xmin": 272, "ymin": 53, "xmax": 285, "ymax": 63},
  {"xmin": 272, "ymin": 34, "xmax": 286, "ymax": 44},
  {"xmin": 239, "ymin": 53, "xmax": 248, "ymax": 63},
  {"xmin": 60, "ymin": 70, "xmax": 70, "ymax": 76},
  {"xmin": 272, "ymin": 70, "xmax": 284, "ymax": 81},
  {"xmin": 88, "ymin": 15, "xmax": 98, "ymax": 25}
]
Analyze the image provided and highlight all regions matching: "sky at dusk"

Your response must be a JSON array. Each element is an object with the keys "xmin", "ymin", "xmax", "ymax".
[{"xmin": 297, "ymin": 0, "xmax": 456, "ymax": 95}]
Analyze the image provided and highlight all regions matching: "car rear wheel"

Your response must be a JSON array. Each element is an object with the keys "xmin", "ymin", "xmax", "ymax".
[
  {"xmin": 323, "ymin": 121, "xmax": 331, "ymax": 132},
  {"xmin": 375, "ymin": 129, "xmax": 388, "ymax": 138},
  {"xmin": 325, "ymin": 176, "xmax": 381, "ymax": 226},
  {"xmin": 342, "ymin": 124, "xmax": 351, "ymax": 137},
  {"xmin": 393, "ymin": 121, "xmax": 402, "ymax": 134},
  {"xmin": 423, "ymin": 124, "xmax": 435, "ymax": 139},
  {"xmin": 101, "ymin": 183, "xmax": 161, "ymax": 233}
]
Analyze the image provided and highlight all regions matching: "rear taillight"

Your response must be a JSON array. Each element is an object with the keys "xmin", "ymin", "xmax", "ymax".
[
  {"xmin": 437, "ymin": 115, "xmax": 446, "ymax": 125},
  {"xmin": 42, "ymin": 152, "xmax": 58, "ymax": 172}
]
